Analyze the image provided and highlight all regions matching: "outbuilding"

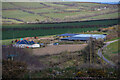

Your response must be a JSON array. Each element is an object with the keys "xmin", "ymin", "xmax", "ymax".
[
  {"xmin": 60, "ymin": 34, "xmax": 106, "ymax": 42},
  {"xmin": 14, "ymin": 40, "xmax": 40, "ymax": 48},
  {"xmin": 56, "ymin": 33, "xmax": 78, "ymax": 39},
  {"xmin": 61, "ymin": 37, "xmax": 90, "ymax": 41},
  {"xmin": 72, "ymin": 34, "xmax": 106, "ymax": 39}
]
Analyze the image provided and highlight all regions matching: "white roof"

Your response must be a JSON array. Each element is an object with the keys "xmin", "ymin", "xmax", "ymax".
[{"xmin": 73, "ymin": 34, "xmax": 106, "ymax": 39}]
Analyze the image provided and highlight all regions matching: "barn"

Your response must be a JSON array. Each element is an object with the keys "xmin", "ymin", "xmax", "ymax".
[
  {"xmin": 56, "ymin": 33, "xmax": 78, "ymax": 39},
  {"xmin": 61, "ymin": 34, "xmax": 106, "ymax": 41},
  {"xmin": 61, "ymin": 37, "xmax": 90, "ymax": 41},
  {"xmin": 13, "ymin": 40, "xmax": 40, "ymax": 48},
  {"xmin": 73, "ymin": 34, "xmax": 106, "ymax": 39}
]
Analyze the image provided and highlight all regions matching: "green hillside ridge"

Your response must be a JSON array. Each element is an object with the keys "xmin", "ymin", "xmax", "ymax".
[{"xmin": 2, "ymin": 2, "xmax": 118, "ymax": 24}]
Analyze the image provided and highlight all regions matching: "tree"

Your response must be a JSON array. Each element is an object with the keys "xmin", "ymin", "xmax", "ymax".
[
  {"xmin": 81, "ymin": 38, "xmax": 104, "ymax": 64},
  {"xmin": 81, "ymin": 44, "xmax": 90, "ymax": 63},
  {"xmin": 35, "ymin": 19, "xmax": 39, "ymax": 23}
]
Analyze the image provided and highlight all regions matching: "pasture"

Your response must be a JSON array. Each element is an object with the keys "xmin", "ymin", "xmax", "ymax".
[
  {"xmin": 2, "ymin": 2, "xmax": 118, "ymax": 24},
  {"xmin": 2, "ymin": 19, "xmax": 119, "ymax": 40},
  {"xmin": 2, "ymin": 27, "xmax": 99, "ymax": 40}
]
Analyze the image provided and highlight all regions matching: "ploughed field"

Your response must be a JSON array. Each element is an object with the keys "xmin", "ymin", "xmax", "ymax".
[
  {"xmin": 2, "ymin": 19, "xmax": 119, "ymax": 40},
  {"xmin": 32, "ymin": 44, "xmax": 87, "ymax": 56}
]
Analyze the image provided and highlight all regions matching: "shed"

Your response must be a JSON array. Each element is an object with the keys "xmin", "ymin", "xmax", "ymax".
[
  {"xmin": 61, "ymin": 37, "xmax": 90, "ymax": 41},
  {"xmin": 57, "ymin": 33, "xmax": 78, "ymax": 37},
  {"xmin": 72, "ymin": 34, "xmax": 106, "ymax": 39},
  {"xmin": 14, "ymin": 40, "xmax": 39, "ymax": 48}
]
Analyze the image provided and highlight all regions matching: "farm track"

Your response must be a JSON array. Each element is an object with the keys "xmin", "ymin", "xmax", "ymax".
[{"xmin": 97, "ymin": 40, "xmax": 118, "ymax": 67}]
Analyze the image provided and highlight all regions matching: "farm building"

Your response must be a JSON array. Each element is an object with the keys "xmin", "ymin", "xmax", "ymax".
[
  {"xmin": 73, "ymin": 34, "xmax": 106, "ymax": 39},
  {"xmin": 61, "ymin": 34, "xmax": 107, "ymax": 41},
  {"xmin": 61, "ymin": 37, "xmax": 90, "ymax": 41},
  {"xmin": 13, "ymin": 40, "xmax": 40, "ymax": 48},
  {"xmin": 56, "ymin": 33, "xmax": 78, "ymax": 39}
]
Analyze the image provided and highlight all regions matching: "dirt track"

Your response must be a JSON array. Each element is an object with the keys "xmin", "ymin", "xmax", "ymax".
[{"xmin": 32, "ymin": 44, "xmax": 87, "ymax": 56}]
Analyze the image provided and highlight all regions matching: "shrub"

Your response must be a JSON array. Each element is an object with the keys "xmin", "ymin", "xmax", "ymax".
[
  {"xmin": 87, "ymin": 68, "xmax": 107, "ymax": 77},
  {"xmin": 2, "ymin": 60, "xmax": 28, "ymax": 78}
]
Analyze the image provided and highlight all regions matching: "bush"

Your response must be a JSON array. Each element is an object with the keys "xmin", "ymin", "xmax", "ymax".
[
  {"xmin": 76, "ymin": 71, "xmax": 88, "ymax": 77},
  {"xmin": 87, "ymin": 68, "xmax": 107, "ymax": 77},
  {"xmin": 2, "ymin": 60, "xmax": 28, "ymax": 78}
]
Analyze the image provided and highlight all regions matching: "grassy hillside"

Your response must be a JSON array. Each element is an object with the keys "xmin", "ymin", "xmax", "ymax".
[
  {"xmin": 2, "ymin": 2, "xmax": 118, "ymax": 24},
  {"xmin": 103, "ymin": 40, "xmax": 119, "ymax": 64}
]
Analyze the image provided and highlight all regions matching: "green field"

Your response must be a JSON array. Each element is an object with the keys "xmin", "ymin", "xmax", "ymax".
[
  {"xmin": 2, "ymin": 10, "xmax": 46, "ymax": 22},
  {"xmin": 3, "ymin": 19, "xmax": 118, "ymax": 28},
  {"xmin": 103, "ymin": 40, "xmax": 119, "ymax": 64},
  {"xmin": 2, "ymin": 2, "xmax": 119, "ymax": 40},
  {"xmin": 104, "ymin": 41, "xmax": 119, "ymax": 55},
  {"xmin": 86, "ymin": 12, "xmax": 118, "ymax": 20},
  {"xmin": 2, "ymin": 2, "xmax": 118, "ymax": 24},
  {"xmin": 2, "ymin": 19, "xmax": 119, "ymax": 40},
  {"xmin": 3, "ymin": 27, "xmax": 99, "ymax": 40}
]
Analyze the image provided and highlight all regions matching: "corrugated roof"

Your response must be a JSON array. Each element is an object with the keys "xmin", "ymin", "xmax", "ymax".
[
  {"xmin": 16, "ymin": 41, "xmax": 20, "ymax": 44},
  {"xmin": 73, "ymin": 34, "xmax": 106, "ymax": 39},
  {"xmin": 31, "ymin": 41, "xmax": 35, "ymax": 44},
  {"xmin": 61, "ymin": 37, "xmax": 90, "ymax": 41},
  {"xmin": 19, "ymin": 40, "xmax": 27, "ymax": 44},
  {"xmin": 57, "ymin": 33, "xmax": 106, "ymax": 39},
  {"xmin": 57, "ymin": 33, "xmax": 78, "ymax": 36},
  {"xmin": 17, "ymin": 40, "xmax": 35, "ymax": 44}
]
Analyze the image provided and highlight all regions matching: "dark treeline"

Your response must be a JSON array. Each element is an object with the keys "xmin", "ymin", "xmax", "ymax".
[
  {"xmin": 2, "ymin": 17, "xmax": 24, "ymax": 22},
  {"xmin": 39, "ymin": 3, "xmax": 51, "ymax": 7},
  {"xmin": 2, "ymin": 24, "xmax": 114, "ymax": 31},
  {"xmin": 29, "ymin": 18, "xmax": 119, "ymax": 24}
]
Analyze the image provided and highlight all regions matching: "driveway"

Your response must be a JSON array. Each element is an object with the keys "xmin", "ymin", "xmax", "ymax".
[{"xmin": 97, "ymin": 40, "xmax": 118, "ymax": 67}]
